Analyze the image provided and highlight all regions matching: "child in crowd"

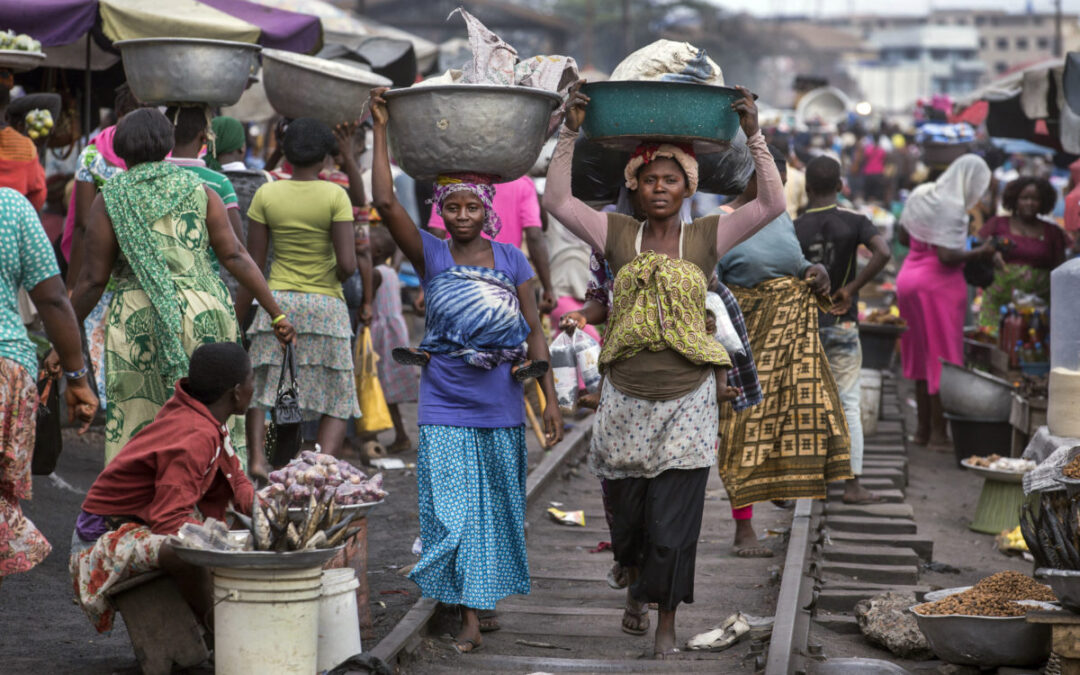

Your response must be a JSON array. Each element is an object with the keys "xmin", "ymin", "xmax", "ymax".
[{"xmin": 366, "ymin": 226, "xmax": 418, "ymax": 453}]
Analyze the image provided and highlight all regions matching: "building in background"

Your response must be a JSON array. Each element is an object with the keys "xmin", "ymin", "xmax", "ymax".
[
  {"xmin": 847, "ymin": 25, "xmax": 985, "ymax": 113},
  {"xmin": 828, "ymin": 9, "xmax": 1080, "ymax": 80}
]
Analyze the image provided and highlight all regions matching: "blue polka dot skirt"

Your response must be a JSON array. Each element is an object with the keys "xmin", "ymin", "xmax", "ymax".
[{"xmin": 409, "ymin": 425, "xmax": 530, "ymax": 610}]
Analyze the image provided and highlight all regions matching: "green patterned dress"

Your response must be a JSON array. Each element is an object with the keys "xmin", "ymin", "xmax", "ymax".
[{"xmin": 102, "ymin": 174, "xmax": 245, "ymax": 465}]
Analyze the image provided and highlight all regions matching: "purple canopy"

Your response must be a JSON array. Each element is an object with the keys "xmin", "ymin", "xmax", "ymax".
[
  {"xmin": 0, "ymin": 0, "xmax": 321, "ymax": 53},
  {"xmin": 0, "ymin": 0, "xmax": 99, "ymax": 47}
]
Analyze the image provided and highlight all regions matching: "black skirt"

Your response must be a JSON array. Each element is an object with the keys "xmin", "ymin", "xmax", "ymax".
[{"xmin": 605, "ymin": 467, "xmax": 710, "ymax": 610}]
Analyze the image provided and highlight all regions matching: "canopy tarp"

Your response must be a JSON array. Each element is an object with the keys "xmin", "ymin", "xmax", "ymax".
[
  {"xmin": 248, "ymin": 0, "xmax": 437, "ymax": 71},
  {"xmin": 0, "ymin": 0, "xmax": 322, "ymax": 70}
]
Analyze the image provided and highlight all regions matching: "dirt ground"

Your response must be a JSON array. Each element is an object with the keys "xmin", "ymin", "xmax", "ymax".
[{"xmin": 809, "ymin": 375, "xmax": 1033, "ymax": 671}]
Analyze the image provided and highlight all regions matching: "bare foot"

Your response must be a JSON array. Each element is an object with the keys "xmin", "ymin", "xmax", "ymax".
[
  {"xmin": 654, "ymin": 608, "xmax": 678, "ymax": 658},
  {"xmin": 733, "ymin": 519, "xmax": 773, "ymax": 558}
]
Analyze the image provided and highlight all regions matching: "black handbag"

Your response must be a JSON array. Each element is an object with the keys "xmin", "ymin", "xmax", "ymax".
[
  {"xmin": 964, "ymin": 256, "xmax": 995, "ymax": 288},
  {"xmin": 32, "ymin": 372, "xmax": 62, "ymax": 475},
  {"xmin": 266, "ymin": 344, "xmax": 303, "ymax": 468}
]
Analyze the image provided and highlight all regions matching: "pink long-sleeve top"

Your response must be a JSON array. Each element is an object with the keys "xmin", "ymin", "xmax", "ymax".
[{"xmin": 542, "ymin": 126, "xmax": 786, "ymax": 401}]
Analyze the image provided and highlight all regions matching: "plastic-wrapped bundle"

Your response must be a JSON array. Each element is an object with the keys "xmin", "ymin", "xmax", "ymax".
[
  {"xmin": 573, "ymin": 330, "xmax": 602, "ymax": 393},
  {"xmin": 706, "ymin": 292, "xmax": 745, "ymax": 356},
  {"xmin": 571, "ymin": 129, "xmax": 754, "ymax": 203},
  {"xmin": 550, "ymin": 331, "xmax": 578, "ymax": 415}
]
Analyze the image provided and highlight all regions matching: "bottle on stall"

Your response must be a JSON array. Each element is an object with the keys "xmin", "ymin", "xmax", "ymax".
[
  {"xmin": 1035, "ymin": 342, "xmax": 1046, "ymax": 362},
  {"xmin": 1013, "ymin": 340, "xmax": 1024, "ymax": 369},
  {"xmin": 998, "ymin": 305, "xmax": 1009, "ymax": 338},
  {"xmin": 1001, "ymin": 309, "xmax": 1025, "ymax": 357},
  {"xmin": 1030, "ymin": 311, "xmax": 1045, "ymax": 343}
]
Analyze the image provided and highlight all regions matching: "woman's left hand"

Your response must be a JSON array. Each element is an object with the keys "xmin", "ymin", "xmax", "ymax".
[
  {"xmin": 273, "ymin": 318, "xmax": 297, "ymax": 345},
  {"xmin": 805, "ymin": 264, "xmax": 831, "ymax": 296},
  {"xmin": 716, "ymin": 368, "xmax": 740, "ymax": 403},
  {"xmin": 731, "ymin": 86, "xmax": 759, "ymax": 137},
  {"xmin": 992, "ymin": 251, "xmax": 1006, "ymax": 271},
  {"xmin": 543, "ymin": 403, "xmax": 564, "ymax": 446}
]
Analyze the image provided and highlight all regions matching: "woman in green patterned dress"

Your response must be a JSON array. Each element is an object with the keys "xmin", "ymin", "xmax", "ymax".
[{"xmin": 70, "ymin": 109, "xmax": 295, "ymax": 467}]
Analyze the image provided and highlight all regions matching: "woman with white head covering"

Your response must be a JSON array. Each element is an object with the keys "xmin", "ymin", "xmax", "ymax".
[{"xmin": 896, "ymin": 155, "xmax": 996, "ymax": 448}]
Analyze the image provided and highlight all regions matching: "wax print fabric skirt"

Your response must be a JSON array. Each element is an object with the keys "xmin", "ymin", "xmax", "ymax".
[
  {"xmin": 69, "ymin": 522, "xmax": 166, "ymax": 633},
  {"xmin": 0, "ymin": 357, "xmax": 50, "ymax": 577},
  {"xmin": 409, "ymin": 425, "xmax": 530, "ymax": 610},
  {"xmin": 249, "ymin": 290, "xmax": 361, "ymax": 421},
  {"xmin": 718, "ymin": 277, "xmax": 852, "ymax": 508},
  {"xmin": 105, "ymin": 275, "xmax": 244, "ymax": 466}
]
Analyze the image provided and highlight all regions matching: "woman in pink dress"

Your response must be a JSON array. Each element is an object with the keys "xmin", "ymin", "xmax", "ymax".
[{"xmin": 896, "ymin": 155, "xmax": 996, "ymax": 448}]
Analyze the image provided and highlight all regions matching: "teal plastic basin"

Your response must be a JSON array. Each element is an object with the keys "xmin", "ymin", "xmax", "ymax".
[{"xmin": 580, "ymin": 80, "xmax": 742, "ymax": 149}]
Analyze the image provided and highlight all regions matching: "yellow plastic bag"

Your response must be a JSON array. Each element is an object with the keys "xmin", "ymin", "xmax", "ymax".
[{"xmin": 355, "ymin": 327, "xmax": 392, "ymax": 432}]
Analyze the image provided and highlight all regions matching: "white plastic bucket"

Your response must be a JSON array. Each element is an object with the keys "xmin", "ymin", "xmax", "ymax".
[
  {"xmin": 860, "ymin": 369, "xmax": 882, "ymax": 437},
  {"xmin": 318, "ymin": 568, "xmax": 363, "ymax": 671},
  {"xmin": 212, "ymin": 566, "xmax": 322, "ymax": 675}
]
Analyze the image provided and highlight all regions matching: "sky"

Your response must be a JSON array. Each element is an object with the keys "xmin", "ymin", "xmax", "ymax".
[{"xmin": 704, "ymin": 0, "xmax": 1080, "ymax": 17}]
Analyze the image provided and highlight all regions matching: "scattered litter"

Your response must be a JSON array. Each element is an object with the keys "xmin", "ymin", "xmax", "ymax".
[
  {"xmin": 589, "ymin": 541, "xmax": 612, "ymax": 554},
  {"xmin": 922, "ymin": 561, "xmax": 962, "ymax": 574},
  {"xmin": 370, "ymin": 457, "xmax": 406, "ymax": 470},
  {"xmin": 516, "ymin": 639, "xmax": 571, "ymax": 650},
  {"xmin": 549, "ymin": 501, "xmax": 564, "ymax": 508},
  {"xmin": 687, "ymin": 612, "xmax": 774, "ymax": 651},
  {"xmin": 411, "ymin": 537, "xmax": 423, "ymax": 556},
  {"xmin": 377, "ymin": 601, "xmax": 386, "ymax": 608},
  {"xmin": 547, "ymin": 507, "xmax": 585, "ymax": 526}
]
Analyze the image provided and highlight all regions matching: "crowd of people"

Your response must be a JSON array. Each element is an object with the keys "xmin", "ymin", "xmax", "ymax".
[{"xmin": 0, "ymin": 63, "xmax": 1077, "ymax": 663}]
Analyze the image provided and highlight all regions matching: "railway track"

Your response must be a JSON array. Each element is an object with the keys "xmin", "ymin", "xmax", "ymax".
[{"xmin": 371, "ymin": 370, "xmax": 921, "ymax": 674}]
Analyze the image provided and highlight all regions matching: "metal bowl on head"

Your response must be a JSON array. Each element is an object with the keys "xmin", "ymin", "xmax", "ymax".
[
  {"xmin": 580, "ymin": 80, "xmax": 744, "ymax": 153},
  {"xmin": 115, "ymin": 38, "xmax": 260, "ymax": 106},
  {"xmin": 262, "ymin": 49, "xmax": 392, "ymax": 129},
  {"xmin": 938, "ymin": 359, "xmax": 1015, "ymax": 421},
  {"xmin": 0, "ymin": 50, "xmax": 46, "ymax": 73},
  {"xmin": 909, "ymin": 600, "xmax": 1056, "ymax": 667},
  {"xmin": 383, "ymin": 84, "xmax": 562, "ymax": 182}
]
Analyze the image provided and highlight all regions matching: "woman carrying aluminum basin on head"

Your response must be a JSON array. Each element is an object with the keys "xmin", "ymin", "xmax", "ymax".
[{"xmin": 544, "ymin": 82, "xmax": 783, "ymax": 659}]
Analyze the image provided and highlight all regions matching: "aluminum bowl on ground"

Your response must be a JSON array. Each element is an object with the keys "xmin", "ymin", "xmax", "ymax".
[
  {"xmin": 262, "ymin": 49, "xmax": 391, "ymax": 128},
  {"xmin": 909, "ymin": 600, "xmax": 1057, "ymax": 667},
  {"xmin": 939, "ymin": 359, "xmax": 1015, "ymax": 421},
  {"xmin": 1036, "ymin": 568, "xmax": 1080, "ymax": 613},
  {"xmin": 383, "ymin": 84, "xmax": 562, "ymax": 182},
  {"xmin": 0, "ymin": 50, "xmax": 45, "ymax": 73},
  {"xmin": 115, "ymin": 38, "xmax": 260, "ymax": 106},
  {"xmin": 579, "ymin": 80, "xmax": 744, "ymax": 153},
  {"xmin": 172, "ymin": 543, "xmax": 342, "ymax": 570}
]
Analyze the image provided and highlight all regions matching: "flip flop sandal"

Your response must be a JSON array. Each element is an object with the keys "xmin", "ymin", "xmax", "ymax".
[
  {"xmin": 621, "ymin": 606, "xmax": 650, "ymax": 636},
  {"xmin": 453, "ymin": 638, "xmax": 483, "ymax": 654},
  {"xmin": 392, "ymin": 347, "xmax": 430, "ymax": 367},
  {"xmin": 512, "ymin": 360, "xmax": 549, "ymax": 382},
  {"xmin": 735, "ymin": 546, "xmax": 775, "ymax": 558},
  {"xmin": 607, "ymin": 563, "xmax": 629, "ymax": 590},
  {"xmin": 478, "ymin": 617, "xmax": 501, "ymax": 633}
]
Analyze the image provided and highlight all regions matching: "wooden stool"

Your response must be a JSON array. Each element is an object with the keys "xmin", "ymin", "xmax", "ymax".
[
  {"xmin": 1028, "ymin": 610, "xmax": 1080, "ymax": 674},
  {"xmin": 106, "ymin": 570, "xmax": 209, "ymax": 675}
]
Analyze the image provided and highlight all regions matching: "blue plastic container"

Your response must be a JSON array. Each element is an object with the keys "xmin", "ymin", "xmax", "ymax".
[{"xmin": 580, "ymin": 81, "xmax": 742, "ymax": 150}]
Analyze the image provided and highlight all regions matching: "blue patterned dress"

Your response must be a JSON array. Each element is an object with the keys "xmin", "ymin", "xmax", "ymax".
[{"xmin": 408, "ymin": 230, "xmax": 533, "ymax": 609}]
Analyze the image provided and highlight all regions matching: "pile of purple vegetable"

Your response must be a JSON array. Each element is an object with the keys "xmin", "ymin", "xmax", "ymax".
[{"xmin": 265, "ymin": 451, "xmax": 388, "ymax": 507}]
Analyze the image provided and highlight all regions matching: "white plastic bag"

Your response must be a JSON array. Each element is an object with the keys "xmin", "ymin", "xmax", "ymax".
[
  {"xmin": 706, "ymin": 292, "xmax": 745, "ymax": 356},
  {"xmin": 550, "ymin": 331, "xmax": 578, "ymax": 415},
  {"xmin": 572, "ymin": 330, "xmax": 602, "ymax": 394}
]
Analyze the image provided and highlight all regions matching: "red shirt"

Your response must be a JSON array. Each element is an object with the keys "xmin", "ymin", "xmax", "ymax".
[
  {"xmin": 81, "ymin": 381, "xmax": 254, "ymax": 535},
  {"xmin": 0, "ymin": 127, "xmax": 45, "ymax": 210}
]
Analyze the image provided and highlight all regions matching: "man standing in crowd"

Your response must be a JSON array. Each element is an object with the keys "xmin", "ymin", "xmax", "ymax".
[{"xmin": 795, "ymin": 155, "xmax": 892, "ymax": 504}]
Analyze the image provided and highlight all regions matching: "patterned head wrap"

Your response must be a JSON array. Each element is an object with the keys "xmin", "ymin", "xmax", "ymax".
[
  {"xmin": 624, "ymin": 142, "xmax": 699, "ymax": 196},
  {"xmin": 432, "ymin": 173, "xmax": 502, "ymax": 238}
]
